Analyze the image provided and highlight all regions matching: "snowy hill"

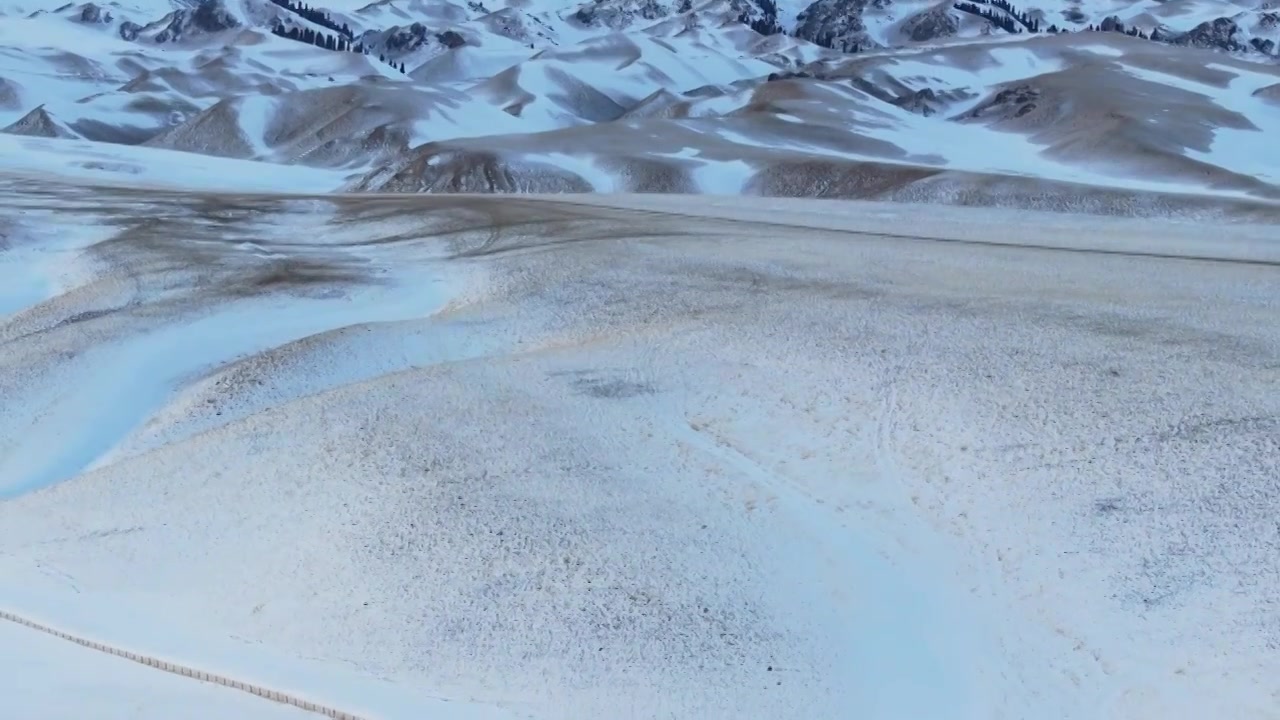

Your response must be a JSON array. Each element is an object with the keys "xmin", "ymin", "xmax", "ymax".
[
  {"xmin": 352, "ymin": 32, "xmax": 1280, "ymax": 209},
  {"xmin": 1, "ymin": 0, "xmax": 1278, "ymax": 207},
  {"xmin": 1, "ymin": 178, "xmax": 1278, "ymax": 719}
]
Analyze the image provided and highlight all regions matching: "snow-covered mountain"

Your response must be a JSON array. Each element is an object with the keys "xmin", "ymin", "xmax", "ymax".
[{"xmin": 1, "ymin": 0, "xmax": 1278, "ymax": 206}]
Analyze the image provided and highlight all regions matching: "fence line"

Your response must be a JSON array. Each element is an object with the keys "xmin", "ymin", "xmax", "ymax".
[{"xmin": 0, "ymin": 609, "xmax": 370, "ymax": 720}]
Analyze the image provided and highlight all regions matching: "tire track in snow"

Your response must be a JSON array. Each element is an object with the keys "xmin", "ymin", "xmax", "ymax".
[{"xmin": 0, "ymin": 609, "xmax": 369, "ymax": 720}]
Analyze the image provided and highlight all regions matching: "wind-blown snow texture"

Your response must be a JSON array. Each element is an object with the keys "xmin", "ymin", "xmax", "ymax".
[{"xmin": 1, "ymin": 177, "xmax": 1278, "ymax": 719}]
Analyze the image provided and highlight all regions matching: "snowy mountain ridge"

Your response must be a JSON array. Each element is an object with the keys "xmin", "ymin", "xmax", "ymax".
[{"xmin": 1, "ymin": 0, "xmax": 1278, "ymax": 211}]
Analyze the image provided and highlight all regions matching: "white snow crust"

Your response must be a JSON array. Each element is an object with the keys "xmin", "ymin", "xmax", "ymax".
[{"xmin": 1, "ymin": 180, "xmax": 1277, "ymax": 720}]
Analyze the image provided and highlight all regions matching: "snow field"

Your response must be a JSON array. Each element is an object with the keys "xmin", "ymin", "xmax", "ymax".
[{"xmin": 1, "ymin": 185, "xmax": 1276, "ymax": 719}]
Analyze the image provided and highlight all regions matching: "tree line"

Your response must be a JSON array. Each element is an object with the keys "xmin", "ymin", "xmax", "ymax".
[
  {"xmin": 954, "ymin": 0, "xmax": 1162, "ymax": 39},
  {"xmin": 270, "ymin": 23, "xmax": 408, "ymax": 73},
  {"xmin": 742, "ymin": 0, "xmax": 1181, "ymax": 49},
  {"xmin": 954, "ymin": 3, "xmax": 1028, "ymax": 34},
  {"xmin": 268, "ymin": 0, "xmax": 353, "ymax": 39},
  {"xmin": 1085, "ymin": 19, "xmax": 1152, "ymax": 40},
  {"xmin": 962, "ymin": 0, "xmax": 1041, "ymax": 32},
  {"xmin": 951, "ymin": 1, "xmax": 1064, "ymax": 34}
]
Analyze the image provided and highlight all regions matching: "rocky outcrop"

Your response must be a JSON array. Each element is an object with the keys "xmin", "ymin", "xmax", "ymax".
[
  {"xmin": 766, "ymin": 70, "xmax": 817, "ymax": 81},
  {"xmin": 437, "ymin": 30, "xmax": 466, "ymax": 48},
  {"xmin": 371, "ymin": 23, "xmax": 471, "ymax": 55},
  {"xmin": 900, "ymin": 3, "xmax": 958, "ymax": 42},
  {"xmin": 737, "ymin": 0, "xmax": 785, "ymax": 36},
  {"xmin": 382, "ymin": 22, "xmax": 434, "ymax": 53},
  {"xmin": 960, "ymin": 84, "xmax": 1040, "ymax": 121},
  {"xmin": 1250, "ymin": 37, "xmax": 1275, "ymax": 54},
  {"xmin": 151, "ymin": 0, "xmax": 241, "ymax": 43},
  {"xmin": 1171, "ymin": 18, "xmax": 1247, "ymax": 52},
  {"xmin": 892, "ymin": 87, "xmax": 941, "ymax": 116},
  {"xmin": 793, "ymin": 0, "xmax": 880, "ymax": 53},
  {"xmin": 76, "ymin": 3, "xmax": 113, "ymax": 24},
  {"xmin": 119, "ymin": 20, "xmax": 141, "ymax": 40},
  {"xmin": 572, "ymin": 0, "xmax": 673, "ymax": 31}
]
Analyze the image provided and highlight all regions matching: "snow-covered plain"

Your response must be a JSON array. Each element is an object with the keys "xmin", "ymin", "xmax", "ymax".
[{"xmin": 1, "ymin": 165, "xmax": 1277, "ymax": 719}]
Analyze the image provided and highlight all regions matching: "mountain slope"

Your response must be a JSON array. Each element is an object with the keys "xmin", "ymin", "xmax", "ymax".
[
  {"xmin": 3, "ymin": 0, "xmax": 1278, "ymax": 209},
  {"xmin": 352, "ymin": 33, "xmax": 1280, "ymax": 209}
]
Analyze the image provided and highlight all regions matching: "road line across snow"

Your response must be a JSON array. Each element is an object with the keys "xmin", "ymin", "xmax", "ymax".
[{"xmin": 0, "ymin": 609, "xmax": 370, "ymax": 720}]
